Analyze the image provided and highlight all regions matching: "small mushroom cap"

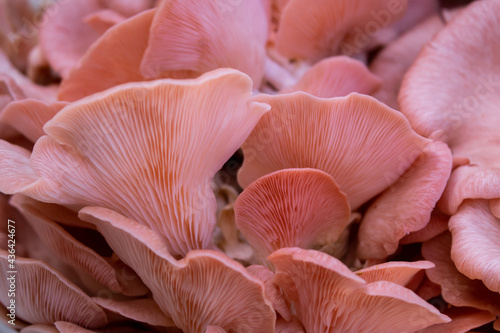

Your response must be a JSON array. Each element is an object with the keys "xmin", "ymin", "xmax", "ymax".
[
  {"xmin": 449, "ymin": 200, "xmax": 500, "ymax": 293},
  {"xmin": 239, "ymin": 92, "xmax": 430, "ymax": 210},
  {"xmin": 0, "ymin": 99, "xmax": 68, "ymax": 142},
  {"xmin": 0, "ymin": 251, "xmax": 107, "ymax": 328},
  {"xmin": 79, "ymin": 206, "xmax": 276, "ymax": 333},
  {"xmin": 357, "ymin": 141, "xmax": 452, "ymax": 259},
  {"xmin": 58, "ymin": 9, "xmax": 156, "ymax": 102},
  {"xmin": 235, "ymin": 168, "xmax": 350, "ymax": 262},
  {"xmin": 1, "ymin": 69, "xmax": 269, "ymax": 257},
  {"xmin": 140, "ymin": 0, "xmax": 268, "ymax": 84},
  {"xmin": 281, "ymin": 56, "xmax": 381, "ymax": 98},
  {"xmin": 356, "ymin": 260, "xmax": 434, "ymax": 286},
  {"xmin": 269, "ymin": 247, "xmax": 450, "ymax": 333},
  {"xmin": 422, "ymin": 232, "xmax": 500, "ymax": 314},
  {"xmin": 275, "ymin": 0, "xmax": 408, "ymax": 62}
]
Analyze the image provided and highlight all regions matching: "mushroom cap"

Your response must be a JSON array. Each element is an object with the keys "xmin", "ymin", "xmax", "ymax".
[
  {"xmin": 355, "ymin": 260, "xmax": 434, "ymax": 286},
  {"xmin": 235, "ymin": 168, "xmax": 350, "ymax": 262},
  {"xmin": 0, "ymin": 99, "xmax": 68, "ymax": 142},
  {"xmin": 422, "ymin": 232, "xmax": 500, "ymax": 314},
  {"xmin": 275, "ymin": 0, "xmax": 408, "ymax": 62},
  {"xmin": 416, "ymin": 307, "xmax": 496, "ymax": 333},
  {"xmin": 140, "ymin": 0, "xmax": 268, "ymax": 84},
  {"xmin": 9, "ymin": 194, "xmax": 147, "ymax": 296},
  {"xmin": 39, "ymin": 0, "xmax": 101, "ymax": 78},
  {"xmin": 92, "ymin": 297, "xmax": 176, "ymax": 328},
  {"xmin": 400, "ymin": 209, "xmax": 449, "ymax": 245},
  {"xmin": 357, "ymin": 141, "xmax": 452, "ymax": 259},
  {"xmin": 269, "ymin": 247, "xmax": 450, "ymax": 333},
  {"xmin": 79, "ymin": 206, "xmax": 276, "ymax": 333},
  {"xmin": 281, "ymin": 56, "xmax": 381, "ymax": 98},
  {"xmin": 399, "ymin": 0, "xmax": 500, "ymax": 167},
  {"xmin": 449, "ymin": 200, "xmax": 500, "ymax": 293},
  {"xmin": 58, "ymin": 9, "xmax": 156, "ymax": 102},
  {"xmin": 0, "ymin": 251, "xmax": 107, "ymax": 328},
  {"xmin": 238, "ymin": 92, "xmax": 430, "ymax": 210},
  {"xmin": 0, "ymin": 69, "xmax": 269, "ymax": 257}
]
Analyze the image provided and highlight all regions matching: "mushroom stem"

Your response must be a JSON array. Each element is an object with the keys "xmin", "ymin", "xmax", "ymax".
[{"xmin": 263, "ymin": 56, "xmax": 296, "ymax": 90}]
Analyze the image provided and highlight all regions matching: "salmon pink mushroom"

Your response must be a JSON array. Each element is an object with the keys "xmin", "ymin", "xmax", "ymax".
[
  {"xmin": 399, "ymin": 0, "xmax": 500, "ymax": 213},
  {"xmin": 275, "ymin": 0, "xmax": 408, "ymax": 62},
  {"xmin": 448, "ymin": 200, "xmax": 500, "ymax": 293},
  {"xmin": 9, "ymin": 194, "xmax": 148, "ymax": 296},
  {"xmin": 79, "ymin": 206, "xmax": 276, "ymax": 333},
  {"xmin": 58, "ymin": 9, "xmax": 157, "ymax": 102},
  {"xmin": 269, "ymin": 247, "xmax": 450, "ymax": 332},
  {"xmin": 355, "ymin": 260, "xmax": 434, "ymax": 286},
  {"xmin": 0, "ymin": 69, "xmax": 269, "ymax": 257},
  {"xmin": 422, "ymin": 232, "xmax": 500, "ymax": 316},
  {"xmin": 0, "ymin": 251, "xmax": 107, "ymax": 328},
  {"xmin": 357, "ymin": 141, "xmax": 452, "ymax": 259},
  {"xmin": 140, "ymin": 0, "xmax": 269, "ymax": 84},
  {"xmin": 234, "ymin": 168, "xmax": 350, "ymax": 262},
  {"xmin": 0, "ymin": 99, "xmax": 68, "ymax": 142},
  {"xmin": 238, "ymin": 92, "xmax": 429, "ymax": 210}
]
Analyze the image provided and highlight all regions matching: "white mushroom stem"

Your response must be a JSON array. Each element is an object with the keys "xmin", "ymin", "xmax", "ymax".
[{"xmin": 263, "ymin": 56, "xmax": 296, "ymax": 90}]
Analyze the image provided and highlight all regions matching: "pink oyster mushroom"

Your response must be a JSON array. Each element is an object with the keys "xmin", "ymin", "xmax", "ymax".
[{"xmin": 0, "ymin": 69, "xmax": 268, "ymax": 257}]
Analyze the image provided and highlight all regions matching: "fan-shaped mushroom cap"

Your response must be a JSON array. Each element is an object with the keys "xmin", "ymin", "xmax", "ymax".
[
  {"xmin": 0, "ymin": 251, "xmax": 107, "ymax": 328},
  {"xmin": 79, "ymin": 206, "xmax": 276, "ymax": 333},
  {"xmin": 9, "ymin": 194, "xmax": 147, "ymax": 296},
  {"xmin": 39, "ymin": 0, "xmax": 101, "ymax": 78},
  {"xmin": 449, "ymin": 200, "xmax": 500, "ymax": 293},
  {"xmin": 92, "ymin": 298, "xmax": 176, "ymax": 328},
  {"xmin": 275, "ymin": 0, "xmax": 408, "ymax": 62},
  {"xmin": 357, "ymin": 141, "xmax": 452, "ymax": 259},
  {"xmin": 269, "ymin": 247, "xmax": 450, "ymax": 333},
  {"xmin": 238, "ymin": 92, "xmax": 429, "ymax": 210},
  {"xmin": 58, "ymin": 9, "xmax": 156, "ymax": 102},
  {"xmin": 140, "ymin": 0, "xmax": 268, "ymax": 84},
  {"xmin": 235, "ymin": 168, "xmax": 350, "ymax": 262},
  {"xmin": 416, "ymin": 307, "xmax": 496, "ymax": 333},
  {"xmin": 422, "ymin": 232, "xmax": 500, "ymax": 315},
  {"xmin": 398, "ymin": 0, "xmax": 500, "ymax": 215},
  {"xmin": 0, "ymin": 69, "xmax": 269, "ymax": 257},
  {"xmin": 281, "ymin": 56, "xmax": 381, "ymax": 98},
  {"xmin": 356, "ymin": 260, "xmax": 434, "ymax": 286},
  {"xmin": 0, "ymin": 99, "xmax": 68, "ymax": 142}
]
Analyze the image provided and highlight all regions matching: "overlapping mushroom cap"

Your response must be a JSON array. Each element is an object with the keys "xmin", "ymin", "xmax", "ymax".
[
  {"xmin": 80, "ymin": 206, "xmax": 276, "ymax": 333},
  {"xmin": 238, "ymin": 92, "xmax": 430, "ymax": 210},
  {"xmin": 0, "ymin": 69, "xmax": 269, "ymax": 257},
  {"xmin": 269, "ymin": 247, "xmax": 450, "ymax": 333},
  {"xmin": 141, "ymin": 0, "xmax": 269, "ymax": 84},
  {"xmin": 234, "ymin": 168, "xmax": 350, "ymax": 262}
]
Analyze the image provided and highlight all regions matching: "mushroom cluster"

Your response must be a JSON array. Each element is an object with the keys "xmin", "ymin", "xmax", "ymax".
[{"xmin": 0, "ymin": 0, "xmax": 498, "ymax": 332}]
